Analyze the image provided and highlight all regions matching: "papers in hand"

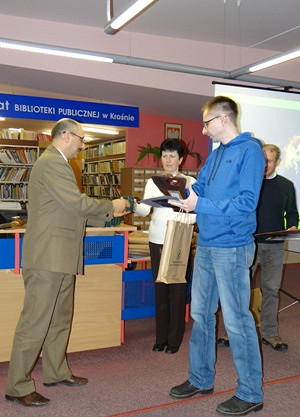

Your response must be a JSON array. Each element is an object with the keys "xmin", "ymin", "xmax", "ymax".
[{"xmin": 140, "ymin": 196, "xmax": 182, "ymax": 208}]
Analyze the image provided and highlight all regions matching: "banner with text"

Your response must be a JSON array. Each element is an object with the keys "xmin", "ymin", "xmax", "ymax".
[{"xmin": 0, "ymin": 93, "xmax": 139, "ymax": 127}]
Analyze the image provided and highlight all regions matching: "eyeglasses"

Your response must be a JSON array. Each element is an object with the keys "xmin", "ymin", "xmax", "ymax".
[
  {"xmin": 63, "ymin": 130, "xmax": 86, "ymax": 143},
  {"xmin": 203, "ymin": 115, "xmax": 221, "ymax": 129}
]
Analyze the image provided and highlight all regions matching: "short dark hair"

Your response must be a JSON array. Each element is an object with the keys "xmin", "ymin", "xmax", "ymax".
[
  {"xmin": 160, "ymin": 138, "xmax": 185, "ymax": 159},
  {"xmin": 51, "ymin": 118, "xmax": 81, "ymax": 140},
  {"xmin": 202, "ymin": 96, "xmax": 238, "ymax": 125}
]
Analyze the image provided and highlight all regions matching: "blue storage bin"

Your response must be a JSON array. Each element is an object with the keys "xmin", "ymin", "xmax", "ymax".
[
  {"xmin": 122, "ymin": 269, "xmax": 155, "ymax": 320},
  {"xmin": 84, "ymin": 234, "xmax": 124, "ymax": 265}
]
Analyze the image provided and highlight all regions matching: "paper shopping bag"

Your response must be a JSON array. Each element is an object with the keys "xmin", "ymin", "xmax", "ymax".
[{"xmin": 156, "ymin": 219, "xmax": 194, "ymax": 284}]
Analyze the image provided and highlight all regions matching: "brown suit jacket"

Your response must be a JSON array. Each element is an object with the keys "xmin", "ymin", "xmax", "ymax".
[{"xmin": 22, "ymin": 145, "xmax": 113, "ymax": 275}]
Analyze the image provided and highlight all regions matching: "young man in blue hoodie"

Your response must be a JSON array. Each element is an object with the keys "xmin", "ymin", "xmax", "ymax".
[{"xmin": 169, "ymin": 96, "xmax": 265, "ymax": 416}]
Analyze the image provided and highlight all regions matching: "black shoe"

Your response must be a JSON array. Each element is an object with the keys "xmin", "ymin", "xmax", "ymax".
[
  {"xmin": 43, "ymin": 375, "xmax": 88, "ymax": 387},
  {"xmin": 5, "ymin": 391, "xmax": 50, "ymax": 407},
  {"xmin": 216, "ymin": 395, "xmax": 263, "ymax": 415},
  {"xmin": 165, "ymin": 345, "xmax": 179, "ymax": 354},
  {"xmin": 262, "ymin": 336, "xmax": 288, "ymax": 351},
  {"xmin": 218, "ymin": 335, "xmax": 230, "ymax": 347},
  {"xmin": 152, "ymin": 343, "xmax": 167, "ymax": 352},
  {"xmin": 170, "ymin": 380, "xmax": 213, "ymax": 398}
]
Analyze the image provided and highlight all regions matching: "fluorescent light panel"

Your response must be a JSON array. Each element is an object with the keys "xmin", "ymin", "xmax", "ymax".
[
  {"xmin": 0, "ymin": 39, "xmax": 113, "ymax": 63},
  {"xmin": 249, "ymin": 49, "xmax": 300, "ymax": 72},
  {"xmin": 83, "ymin": 126, "xmax": 119, "ymax": 135},
  {"xmin": 105, "ymin": 0, "xmax": 158, "ymax": 34}
]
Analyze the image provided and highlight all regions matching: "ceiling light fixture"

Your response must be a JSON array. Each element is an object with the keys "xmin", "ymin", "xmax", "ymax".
[
  {"xmin": 83, "ymin": 136, "xmax": 94, "ymax": 142},
  {"xmin": 249, "ymin": 49, "xmax": 300, "ymax": 72},
  {"xmin": 0, "ymin": 37, "xmax": 299, "ymax": 92},
  {"xmin": 229, "ymin": 47, "xmax": 300, "ymax": 79},
  {"xmin": 82, "ymin": 126, "xmax": 119, "ymax": 135},
  {"xmin": 0, "ymin": 38, "xmax": 113, "ymax": 63},
  {"xmin": 104, "ymin": 0, "xmax": 159, "ymax": 35}
]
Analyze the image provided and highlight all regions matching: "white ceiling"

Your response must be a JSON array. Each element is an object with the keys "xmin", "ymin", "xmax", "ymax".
[
  {"xmin": 1, "ymin": 0, "xmax": 299, "ymax": 50},
  {"xmin": 0, "ymin": 0, "xmax": 299, "ymax": 128}
]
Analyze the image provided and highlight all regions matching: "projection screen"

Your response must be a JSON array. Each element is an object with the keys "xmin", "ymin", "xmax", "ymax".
[{"xmin": 213, "ymin": 83, "xmax": 300, "ymax": 218}]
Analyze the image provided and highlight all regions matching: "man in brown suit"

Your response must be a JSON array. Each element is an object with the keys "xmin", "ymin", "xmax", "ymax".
[{"xmin": 5, "ymin": 118, "xmax": 129, "ymax": 407}]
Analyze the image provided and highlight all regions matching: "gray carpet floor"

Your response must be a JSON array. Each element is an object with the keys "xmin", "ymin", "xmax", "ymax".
[{"xmin": 0, "ymin": 263, "xmax": 299, "ymax": 417}]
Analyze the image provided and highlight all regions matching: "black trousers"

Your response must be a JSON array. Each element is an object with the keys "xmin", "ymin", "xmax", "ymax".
[{"xmin": 149, "ymin": 242, "xmax": 187, "ymax": 348}]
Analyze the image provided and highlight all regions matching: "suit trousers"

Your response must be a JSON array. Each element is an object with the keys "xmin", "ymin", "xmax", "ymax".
[
  {"xmin": 149, "ymin": 242, "xmax": 187, "ymax": 348},
  {"xmin": 252, "ymin": 242, "xmax": 284, "ymax": 338},
  {"xmin": 6, "ymin": 268, "xmax": 75, "ymax": 397}
]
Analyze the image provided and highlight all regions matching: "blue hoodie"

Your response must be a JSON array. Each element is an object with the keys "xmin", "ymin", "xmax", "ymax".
[{"xmin": 192, "ymin": 132, "xmax": 265, "ymax": 248}]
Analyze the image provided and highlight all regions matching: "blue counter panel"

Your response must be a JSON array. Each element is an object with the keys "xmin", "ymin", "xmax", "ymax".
[
  {"xmin": 0, "ymin": 237, "xmax": 23, "ymax": 269},
  {"xmin": 0, "ymin": 235, "xmax": 124, "ymax": 269}
]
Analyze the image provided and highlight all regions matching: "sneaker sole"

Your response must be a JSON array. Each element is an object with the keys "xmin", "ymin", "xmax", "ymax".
[
  {"xmin": 216, "ymin": 402, "xmax": 263, "ymax": 415},
  {"xmin": 170, "ymin": 387, "xmax": 214, "ymax": 398}
]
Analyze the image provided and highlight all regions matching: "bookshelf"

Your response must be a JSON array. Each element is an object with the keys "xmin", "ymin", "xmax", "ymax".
[
  {"xmin": 120, "ymin": 167, "xmax": 199, "ymax": 230},
  {"xmin": 0, "ymin": 139, "xmax": 39, "ymax": 202},
  {"xmin": 82, "ymin": 138, "xmax": 126, "ymax": 199}
]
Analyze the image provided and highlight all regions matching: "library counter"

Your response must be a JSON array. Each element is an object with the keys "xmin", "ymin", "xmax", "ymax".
[{"xmin": 0, "ymin": 225, "xmax": 136, "ymax": 362}]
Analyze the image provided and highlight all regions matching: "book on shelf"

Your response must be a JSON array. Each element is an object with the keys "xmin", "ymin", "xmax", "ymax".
[
  {"xmin": 0, "ymin": 183, "xmax": 29, "ymax": 200},
  {"xmin": 112, "ymin": 159, "xmax": 125, "ymax": 172},
  {"xmin": 23, "ymin": 149, "xmax": 38, "ymax": 164},
  {"xmin": 98, "ymin": 161, "xmax": 111, "ymax": 173},
  {"xmin": 87, "ymin": 163, "xmax": 98, "ymax": 173},
  {"xmin": 0, "ymin": 129, "xmax": 19, "ymax": 140},
  {"xmin": 10, "ymin": 149, "xmax": 22, "ymax": 164},
  {"xmin": 37, "ymin": 133, "xmax": 51, "ymax": 142},
  {"xmin": 0, "ymin": 150, "xmax": 15, "ymax": 164},
  {"xmin": 112, "ymin": 141, "xmax": 126, "ymax": 154},
  {"xmin": 19, "ymin": 129, "xmax": 37, "ymax": 141},
  {"xmin": 84, "ymin": 146, "xmax": 100, "ymax": 159},
  {"xmin": 0, "ymin": 166, "xmax": 31, "ymax": 183},
  {"xmin": 111, "ymin": 186, "xmax": 120, "ymax": 197}
]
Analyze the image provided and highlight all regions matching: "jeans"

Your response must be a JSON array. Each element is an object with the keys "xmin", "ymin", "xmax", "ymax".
[{"xmin": 188, "ymin": 244, "xmax": 263, "ymax": 403}]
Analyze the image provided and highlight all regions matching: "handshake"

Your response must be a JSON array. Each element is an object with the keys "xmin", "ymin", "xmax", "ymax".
[{"xmin": 112, "ymin": 196, "xmax": 135, "ymax": 217}]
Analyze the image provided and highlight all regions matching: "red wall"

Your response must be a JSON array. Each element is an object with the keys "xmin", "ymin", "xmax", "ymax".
[{"xmin": 125, "ymin": 113, "xmax": 209, "ymax": 170}]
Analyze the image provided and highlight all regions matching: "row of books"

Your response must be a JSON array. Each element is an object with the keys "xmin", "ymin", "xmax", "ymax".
[
  {"xmin": 0, "ymin": 129, "xmax": 37, "ymax": 141},
  {"xmin": 37, "ymin": 133, "xmax": 51, "ymax": 142},
  {"xmin": 83, "ymin": 185, "xmax": 120, "ymax": 198},
  {"xmin": 100, "ymin": 141, "xmax": 126, "ymax": 156},
  {"xmin": 83, "ymin": 140, "xmax": 126, "ymax": 159},
  {"xmin": 0, "ymin": 167, "xmax": 31, "ymax": 182},
  {"xmin": 0, "ymin": 148, "xmax": 38, "ymax": 165},
  {"xmin": 98, "ymin": 159, "xmax": 125, "ymax": 173},
  {"xmin": 0, "ymin": 183, "xmax": 28, "ymax": 200},
  {"xmin": 84, "ymin": 159, "xmax": 125, "ymax": 174},
  {"xmin": 83, "ymin": 147, "xmax": 101, "ymax": 159},
  {"xmin": 82, "ymin": 173, "xmax": 121, "ymax": 186},
  {"xmin": 84, "ymin": 161, "xmax": 99, "ymax": 174}
]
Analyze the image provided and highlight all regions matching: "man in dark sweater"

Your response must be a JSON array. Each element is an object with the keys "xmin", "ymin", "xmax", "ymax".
[
  {"xmin": 255, "ymin": 144, "xmax": 298, "ymax": 350},
  {"xmin": 219, "ymin": 144, "xmax": 299, "ymax": 350}
]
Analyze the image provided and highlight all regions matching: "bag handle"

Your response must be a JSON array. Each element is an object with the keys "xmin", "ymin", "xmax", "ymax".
[{"xmin": 174, "ymin": 208, "xmax": 196, "ymax": 224}]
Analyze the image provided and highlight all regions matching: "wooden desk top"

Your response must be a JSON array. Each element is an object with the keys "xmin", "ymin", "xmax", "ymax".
[{"xmin": 0, "ymin": 224, "xmax": 137, "ymax": 235}]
